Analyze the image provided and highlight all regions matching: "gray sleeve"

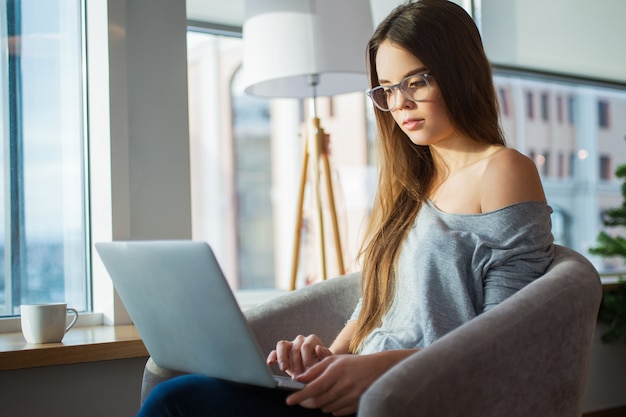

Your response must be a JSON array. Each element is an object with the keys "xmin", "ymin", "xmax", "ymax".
[
  {"xmin": 483, "ymin": 257, "xmax": 551, "ymax": 312},
  {"xmin": 482, "ymin": 211, "xmax": 554, "ymax": 312}
]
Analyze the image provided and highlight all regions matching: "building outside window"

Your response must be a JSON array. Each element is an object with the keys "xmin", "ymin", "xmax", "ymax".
[{"xmin": 495, "ymin": 73, "xmax": 626, "ymax": 271}]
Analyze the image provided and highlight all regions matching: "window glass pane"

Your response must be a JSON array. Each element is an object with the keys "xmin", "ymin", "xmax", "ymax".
[
  {"xmin": 494, "ymin": 71, "xmax": 626, "ymax": 273},
  {"xmin": 187, "ymin": 30, "xmax": 374, "ymax": 290},
  {"xmin": 0, "ymin": 0, "xmax": 89, "ymax": 316},
  {"xmin": 231, "ymin": 69, "xmax": 275, "ymax": 289}
]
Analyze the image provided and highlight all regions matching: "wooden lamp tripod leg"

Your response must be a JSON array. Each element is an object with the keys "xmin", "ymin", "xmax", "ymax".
[
  {"xmin": 289, "ymin": 135, "xmax": 309, "ymax": 291},
  {"xmin": 310, "ymin": 117, "xmax": 328, "ymax": 282},
  {"xmin": 320, "ymin": 133, "xmax": 345, "ymax": 276},
  {"xmin": 289, "ymin": 117, "xmax": 345, "ymax": 291}
]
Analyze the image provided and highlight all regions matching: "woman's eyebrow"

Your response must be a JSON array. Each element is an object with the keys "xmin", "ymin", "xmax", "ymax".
[{"xmin": 377, "ymin": 67, "xmax": 428, "ymax": 85}]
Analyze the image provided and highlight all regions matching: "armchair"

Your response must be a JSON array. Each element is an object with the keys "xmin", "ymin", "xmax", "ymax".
[{"xmin": 141, "ymin": 245, "xmax": 601, "ymax": 417}]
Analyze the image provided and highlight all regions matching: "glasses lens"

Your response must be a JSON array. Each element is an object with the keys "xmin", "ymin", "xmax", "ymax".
[
  {"xmin": 369, "ymin": 87, "xmax": 392, "ymax": 111},
  {"xmin": 401, "ymin": 74, "xmax": 429, "ymax": 102}
]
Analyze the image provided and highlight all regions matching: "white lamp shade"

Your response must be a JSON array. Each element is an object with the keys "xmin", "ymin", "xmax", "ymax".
[{"xmin": 242, "ymin": 0, "xmax": 374, "ymax": 98}]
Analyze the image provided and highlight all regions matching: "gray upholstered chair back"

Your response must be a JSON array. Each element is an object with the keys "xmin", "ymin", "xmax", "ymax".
[{"xmin": 359, "ymin": 245, "xmax": 601, "ymax": 416}]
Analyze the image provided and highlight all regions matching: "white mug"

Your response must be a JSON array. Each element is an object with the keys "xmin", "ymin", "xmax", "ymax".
[{"xmin": 20, "ymin": 303, "xmax": 79, "ymax": 344}]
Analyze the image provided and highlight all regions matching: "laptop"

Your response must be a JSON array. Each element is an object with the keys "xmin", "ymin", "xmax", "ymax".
[{"xmin": 95, "ymin": 240, "xmax": 304, "ymax": 391}]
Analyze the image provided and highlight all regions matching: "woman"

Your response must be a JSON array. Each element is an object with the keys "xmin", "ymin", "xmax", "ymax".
[{"xmin": 138, "ymin": 1, "xmax": 554, "ymax": 416}]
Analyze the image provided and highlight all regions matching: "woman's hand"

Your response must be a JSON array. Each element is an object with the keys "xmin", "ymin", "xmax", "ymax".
[
  {"xmin": 266, "ymin": 334, "xmax": 333, "ymax": 378},
  {"xmin": 286, "ymin": 350, "xmax": 417, "ymax": 416}
]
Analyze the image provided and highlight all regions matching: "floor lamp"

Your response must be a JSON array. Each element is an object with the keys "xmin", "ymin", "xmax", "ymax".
[{"xmin": 241, "ymin": 0, "xmax": 373, "ymax": 289}]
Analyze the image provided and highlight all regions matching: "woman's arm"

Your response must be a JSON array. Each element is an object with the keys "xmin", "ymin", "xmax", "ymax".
[
  {"xmin": 328, "ymin": 319, "xmax": 358, "ymax": 354},
  {"xmin": 480, "ymin": 148, "xmax": 554, "ymax": 312}
]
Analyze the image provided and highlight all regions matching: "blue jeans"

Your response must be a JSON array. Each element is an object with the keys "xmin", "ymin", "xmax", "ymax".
[{"xmin": 138, "ymin": 374, "xmax": 356, "ymax": 417}]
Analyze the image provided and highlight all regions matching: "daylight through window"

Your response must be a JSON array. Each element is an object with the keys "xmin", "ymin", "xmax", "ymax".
[{"xmin": 0, "ymin": 0, "xmax": 89, "ymax": 317}]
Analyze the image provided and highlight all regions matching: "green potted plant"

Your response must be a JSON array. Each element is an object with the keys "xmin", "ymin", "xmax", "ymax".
[{"xmin": 589, "ymin": 161, "xmax": 626, "ymax": 343}]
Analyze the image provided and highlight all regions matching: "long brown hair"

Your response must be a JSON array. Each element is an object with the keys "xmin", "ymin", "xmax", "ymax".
[{"xmin": 350, "ymin": 0, "xmax": 505, "ymax": 353}]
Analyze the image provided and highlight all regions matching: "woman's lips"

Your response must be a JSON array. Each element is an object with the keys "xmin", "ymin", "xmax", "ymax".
[{"xmin": 402, "ymin": 118, "xmax": 424, "ymax": 130}]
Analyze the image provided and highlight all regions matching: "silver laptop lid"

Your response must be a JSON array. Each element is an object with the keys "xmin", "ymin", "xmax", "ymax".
[{"xmin": 95, "ymin": 240, "xmax": 279, "ymax": 388}]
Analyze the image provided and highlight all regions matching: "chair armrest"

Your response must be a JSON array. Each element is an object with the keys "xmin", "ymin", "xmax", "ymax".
[
  {"xmin": 359, "ymin": 246, "xmax": 601, "ymax": 417},
  {"xmin": 245, "ymin": 272, "xmax": 361, "ymax": 359}
]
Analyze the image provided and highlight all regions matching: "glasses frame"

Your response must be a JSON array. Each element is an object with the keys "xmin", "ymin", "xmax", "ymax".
[{"xmin": 367, "ymin": 73, "xmax": 432, "ymax": 112}]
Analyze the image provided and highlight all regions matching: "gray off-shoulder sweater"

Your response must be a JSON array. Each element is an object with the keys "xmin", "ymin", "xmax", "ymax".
[{"xmin": 352, "ymin": 200, "xmax": 555, "ymax": 354}]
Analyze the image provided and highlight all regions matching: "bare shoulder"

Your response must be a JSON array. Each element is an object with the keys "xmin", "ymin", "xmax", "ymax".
[
  {"xmin": 480, "ymin": 147, "xmax": 547, "ymax": 212},
  {"xmin": 486, "ymin": 148, "xmax": 537, "ymax": 175}
]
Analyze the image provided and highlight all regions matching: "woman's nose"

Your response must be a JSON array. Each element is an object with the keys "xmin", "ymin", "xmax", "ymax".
[{"xmin": 392, "ymin": 88, "xmax": 416, "ymax": 111}]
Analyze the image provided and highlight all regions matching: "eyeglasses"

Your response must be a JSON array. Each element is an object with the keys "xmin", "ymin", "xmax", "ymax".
[{"xmin": 366, "ymin": 73, "xmax": 432, "ymax": 112}]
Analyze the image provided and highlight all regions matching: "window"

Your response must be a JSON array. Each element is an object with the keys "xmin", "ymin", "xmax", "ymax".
[
  {"xmin": 187, "ymin": 30, "xmax": 374, "ymax": 290},
  {"xmin": 551, "ymin": 207, "xmax": 572, "ymax": 248},
  {"xmin": 498, "ymin": 87, "xmax": 509, "ymax": 116},
  {"xmin": 542, "ymin": 151, "xmax": 550, "ymax": 176},
  {"xmin": 598, "ymin": 100, "xmax": 610, "ymax": 129},
  {"xmin": 541, "ymin": 92, "xmax": 549, "ymax": 121},
  {"xmin": 556, "ymin": 95, "xmax": 563, "ymax": 123},
  {"xmin": 569, "ymin": 151, "xmax": 577, "ymax": 178},
  {"xmin": 1, "ymin": 0, "xmax": 89, "ymax": 317},
  {"xmin": 599, "ymin": 155, "xmax": 612, "ymax": 181},
  {"xmin": 557, "ymin": 152, "xmax": 564, "ymax": 178},
  {"xmin": 494, "ymin": 72, "xmax": 626, "ymax": 273},
  {"xmin": 525, "ymin": 91, "xmax": 534, "ymax": 119},
  {"xmin": 568, "ymin": 95, "xmax": 576, "ymax": 124},
  {"xmin": 231, "ymin": 69, "xmax": 275, "ymax": 289}
]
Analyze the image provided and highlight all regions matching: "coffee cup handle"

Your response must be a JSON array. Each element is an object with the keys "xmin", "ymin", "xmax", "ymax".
[{"xmin": 65, "ymin": 308, "xmax": 79, "ymax": 333}]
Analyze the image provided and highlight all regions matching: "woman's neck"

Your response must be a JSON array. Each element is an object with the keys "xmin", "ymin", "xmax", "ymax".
[{"xmin": 430, "ymin": 142, "xmax": 504, "ymax": 174}]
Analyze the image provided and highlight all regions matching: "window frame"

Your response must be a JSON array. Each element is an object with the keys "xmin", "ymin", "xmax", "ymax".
[
  {"xmin": 0, "ymin": 0, "xmax": 193, "ymax": 333},
  {"xmin": 86, "ymin": 0, "xmax": 193, "ymax": 326}
]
